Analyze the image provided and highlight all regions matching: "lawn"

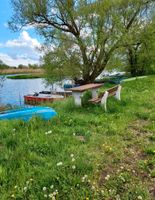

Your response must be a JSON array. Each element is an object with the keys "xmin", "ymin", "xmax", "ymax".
[{"xmin": 0, "ymin": 76, "xmax": 155, "ymax": 200}]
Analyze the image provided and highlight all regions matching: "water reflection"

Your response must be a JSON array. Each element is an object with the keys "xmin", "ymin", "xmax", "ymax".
[{"xmin": 0, "ymin": 76, "xmax": 63, "ymax": 106}]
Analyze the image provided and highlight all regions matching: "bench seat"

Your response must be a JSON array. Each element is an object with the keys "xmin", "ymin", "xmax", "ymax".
[{"xmin": 89, "ymin": 85, "xmax": 122, "ymax": 111}]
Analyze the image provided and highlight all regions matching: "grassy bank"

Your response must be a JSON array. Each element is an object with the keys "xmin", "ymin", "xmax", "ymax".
[
  {"xmin": 7, "ymin": 74, "xmax": 45, "ymax": 79},
  {"xmin": 0, "ymin": 76, "xmax": 155, "ymax": 199},
  {"xmin": 0, "ymin": 68, "xmax": 44, "ymax": 75}
]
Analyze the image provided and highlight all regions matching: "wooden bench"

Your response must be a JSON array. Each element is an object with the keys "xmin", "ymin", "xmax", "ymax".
[
  {"xmin": 70, "ymin": 83, "xmax": 103, "ymax": 106},
  {"xmin": 89, "ymin": 85, "xmax": 122, "ymax": 111}
]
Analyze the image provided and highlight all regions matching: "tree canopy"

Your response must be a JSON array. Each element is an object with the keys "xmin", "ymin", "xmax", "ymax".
[{"xmin": 9, "ymin": 0, "xmax": 155, "ymax": 83}]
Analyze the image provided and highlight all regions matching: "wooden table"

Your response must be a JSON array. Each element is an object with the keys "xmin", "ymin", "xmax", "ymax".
[{"xmin": 70, "ymin": 83, "xmax": 103, "ymax": 106}]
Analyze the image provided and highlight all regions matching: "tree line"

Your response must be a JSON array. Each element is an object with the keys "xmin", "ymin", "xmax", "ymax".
[{"xmin": 0, "ymin": 60, "xmax": 41, "ymax": 70}]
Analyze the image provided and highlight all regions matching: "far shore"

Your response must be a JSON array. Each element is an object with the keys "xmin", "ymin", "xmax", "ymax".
[{"xmin": 0, "ymin": 68, "xmax": 44, "ymax": 75}]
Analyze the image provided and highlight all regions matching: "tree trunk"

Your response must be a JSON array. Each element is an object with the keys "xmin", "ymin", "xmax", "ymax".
[{"xmin": 128, "ymin": 48, "xmax": 138, "ymax": 76}]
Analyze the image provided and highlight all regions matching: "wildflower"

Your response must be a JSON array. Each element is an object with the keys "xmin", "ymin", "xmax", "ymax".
[
  {"xmin": 72, "ymin": 158, "xmax": 75, "ymax": 162},
  {"xmin": 86, "ymin": 197, "xmax": 89, "ymax": 200},
  {"xmin": 11, "ymin": 194, "xmax": 15, "ymax": 198},
  {"xmin": 82, "ymin": 174, "xmax": 88, "ymax": 182},
  {"xmin": 50, "ymin": 185, "xmax": 54, "ymax": 189},
  {"xmin": 43, "ymin": 187, "xmax": 47, "ymax": 191},
  {"xmin": 116, "ymin": 194, "xmax": 121, "ymax": 200},
  {"xmin": 105, "ymin": 174, "xmax": 110, "ymax": 180},
  {"xmin": 70, "ymin": 154, "xmax": 74, "ymax": 158},
  {"xmin": 137, "ymin": 196, "xmax": 143, "ymax": 200},
  {"xmin": 26, "ymin": 181, "xmax": 29, "ymax": 185},
  {"xmin": 14, "ymin": 185, "xmax": 18, "ymax": 189},
  {"xmin": 49, "ymin": 193, "xmax": 53, "ymax": 198},
  {"xmin": 73, "ymin": 133, "xmax": 76, "ymax": 136},
  {"xmin": 101, "ymin": 190, "xmax": 104, "ymax": 194},
  {"xmin": 13, "ymin": 128, "xmax": 16, "ymax": 131},
  {"xmin": 29, "ymin": 178, "xmax": 33, "ymax": 181},
  {"xmin": 72, "ymin": 165, "xmax": 76, "ymax": 169},
  {"xmin": 56, "ymin": 162, "xmax": 63, "ymax": 166},
  {"xmin": 91, "ymin": 185, "xmax": 95, "ymax": 190},
  {"xmin": 48, "ymin": 130, "xmax": 52, "ymax": 134},
  {"xmin": 44, "ymin": 194, "xmax": 48, "ymax": 198},
  {"xmin": 23, "ymin": 187, "xmax": 27, "ymax": 191}
]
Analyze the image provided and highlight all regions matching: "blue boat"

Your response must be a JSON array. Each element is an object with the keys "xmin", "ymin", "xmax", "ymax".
[{"xmin": 0, "ymin": 106, "xmax": 57, "ymax": 121}]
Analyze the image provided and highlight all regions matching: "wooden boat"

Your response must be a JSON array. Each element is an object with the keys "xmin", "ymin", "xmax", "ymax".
[
  {"xmin": 24, "ymin": 93, "xmax": 64, "ymax": 105},
  {"xmin": 39, "ymin": 90, "xmax": 72, "ymax": 97},
  {"xmin": 0, "ymin": 106, "xmax": 57, "ymax": 121}
]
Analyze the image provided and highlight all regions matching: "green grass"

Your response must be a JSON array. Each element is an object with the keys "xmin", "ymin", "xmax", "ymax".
[
  {"xmin": 0, "ymin": 76, "xmax": 155, "ymax": 199},
  {"xmin": 7, "ymin": 74, "xmax": 45, "ymax": 79}
]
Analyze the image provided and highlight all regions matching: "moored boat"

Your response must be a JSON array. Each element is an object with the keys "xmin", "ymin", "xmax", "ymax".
[
  {"xmin": 0, "ymin": 106, "xmax": 57, "ymax": 121},
  {"xmin": 24, "ymin": 93, "xmax": 64, "ymax": 105}
]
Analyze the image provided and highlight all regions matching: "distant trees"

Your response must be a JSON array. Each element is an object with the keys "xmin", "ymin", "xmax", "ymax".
[
  {"xmin": 123, "ymin": 15, "xmax": 155, "ymax": 76},
  {"xmin": 9, "ymin": 0, "xmax": 155, "ymax": 83},
  {"xmin": 0, "ymin": 60, "xmax": 9, "ymax": 69},
  {"xmin": 28, "ymin": 64, "xmax": 41, "ymax": 69}
]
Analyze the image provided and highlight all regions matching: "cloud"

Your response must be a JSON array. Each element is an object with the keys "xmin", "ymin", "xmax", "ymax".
[
  {"xmin": 0, "ymin": 31, "xmax": 41, "ymax": 49},
  {"xmin": 0, "ymin": 53, "xmax": 39, "ymax": 67},
  {"xmin": 0, "ymin": 31, "xmax": 42, "ymax": 66}
]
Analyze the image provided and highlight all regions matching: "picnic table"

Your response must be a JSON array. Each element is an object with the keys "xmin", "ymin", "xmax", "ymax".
[{"xmin": 70, "ymin": 83, "xmax": 103, "ymax": 106}]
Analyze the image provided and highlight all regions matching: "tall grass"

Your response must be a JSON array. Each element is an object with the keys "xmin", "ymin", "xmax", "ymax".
[{"xmin": 0, "ymin": 76, "xmax": 155, "ymax": 199}]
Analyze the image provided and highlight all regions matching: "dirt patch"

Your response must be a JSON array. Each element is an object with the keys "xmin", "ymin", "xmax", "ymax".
[
  {"xmin": 75, "ymin": 135, "xmax": 86, "ymax": 142},
  {"xmin": 128, "ymin": 119, "xmax": 151, "ymax": 136}
]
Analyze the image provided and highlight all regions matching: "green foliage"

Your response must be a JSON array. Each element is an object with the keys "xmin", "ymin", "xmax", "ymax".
[
  {"xmin": 0, "ymin": 60, "xmax": 9, "ymax": 69},
  {"xmin": 9, "ymin": 0, "xmax": 155, "ymax": 83}
]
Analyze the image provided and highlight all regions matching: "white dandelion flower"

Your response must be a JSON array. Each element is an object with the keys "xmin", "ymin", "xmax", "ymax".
[
  {"xmin": 105, "ymin": 174, "xmax": 110, "ymax": 180},
  {"xmin": 72, "ymin": 165, "xmax": 76, "ymax": 169},
  {"xmin": 50, "ymin": 185, "xmax": 54, "ymax": 189},
  {"xmin": 43, "ymin": 187, "xmax": 47, "ymax": 191},
  {"xmin": 23, "ymin": 187, "xmax": 27, "ymax": 191},
  {"xmin": 56, "ymin": 162, "xmax": 63, "ymax": 166}
]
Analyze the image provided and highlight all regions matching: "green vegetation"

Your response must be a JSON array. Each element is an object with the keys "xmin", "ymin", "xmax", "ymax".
[
  {"xmin": 0, "ymin": 76, "xmax": 155, "ymax": 199},
  {"xmin": 0, "ymin": 60, "xmax": 9, "ymax": 70},
  {"xmin": 9, "ymin": 0, "xmax": 155, "ymax": 84},
  {"xmin": 7, "ymin": 74, "xmax": 45, "ymax": 79}
]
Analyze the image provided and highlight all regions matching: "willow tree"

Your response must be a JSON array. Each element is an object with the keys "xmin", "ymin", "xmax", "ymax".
[{"xmin": 9, "ymin": 0, "xmax": 154, "ymax": 83}]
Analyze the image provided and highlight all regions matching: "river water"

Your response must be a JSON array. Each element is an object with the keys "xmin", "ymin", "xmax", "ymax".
[{"xmin": 0, "ymin": 75, "xmax": 64, "ymax": 106}]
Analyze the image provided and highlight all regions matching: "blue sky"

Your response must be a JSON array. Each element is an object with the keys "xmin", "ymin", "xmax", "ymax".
[{"xmin": 0, "ymin": 0, "xmax": 42, "ymax": 66}]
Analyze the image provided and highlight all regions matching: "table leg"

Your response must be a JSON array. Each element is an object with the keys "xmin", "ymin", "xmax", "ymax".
[
  {"xmin": 72, "ymin": 92, "xmax": 82, "ymax": 106},
  {"xmin": 92, "ymin": 88, "xmax": 98, "ymax": 98}
]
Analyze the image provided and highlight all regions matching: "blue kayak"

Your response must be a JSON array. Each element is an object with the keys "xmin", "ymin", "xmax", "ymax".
[{"xmin": 0, "ymin": 106, "xmax": 57, "ymax": 121}]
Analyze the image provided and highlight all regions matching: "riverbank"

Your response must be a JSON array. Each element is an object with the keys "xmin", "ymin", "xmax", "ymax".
[
  {"xmin": 7, "ymin": 74, "xmax": 45, "ymax": 79},
  {"xmin": 0, "ymin": 75, "xmax": 155, "ymax": 199},
  {"xmin": 0, "ymin": 68, "xmax": 44, "ymax": 75}
]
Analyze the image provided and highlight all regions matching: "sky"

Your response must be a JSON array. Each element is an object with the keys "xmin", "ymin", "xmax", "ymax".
[{"xmin": 0, "ymin": 0, "xmax": 42, "ymax": 67}]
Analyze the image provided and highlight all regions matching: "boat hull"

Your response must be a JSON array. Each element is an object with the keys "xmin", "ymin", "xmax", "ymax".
[
  {"xmin": 24, "ymin": 95, "xmax": 64, "ymax": 105},
  {"xmin": 0, "ymin": 106, "xmax": 57, "ymax": 121}
]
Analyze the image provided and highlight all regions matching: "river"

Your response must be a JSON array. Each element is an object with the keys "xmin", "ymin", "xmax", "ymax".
[{"xmin": 0, "ymin": 75, "xmax": 64, "ymax": 106}]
